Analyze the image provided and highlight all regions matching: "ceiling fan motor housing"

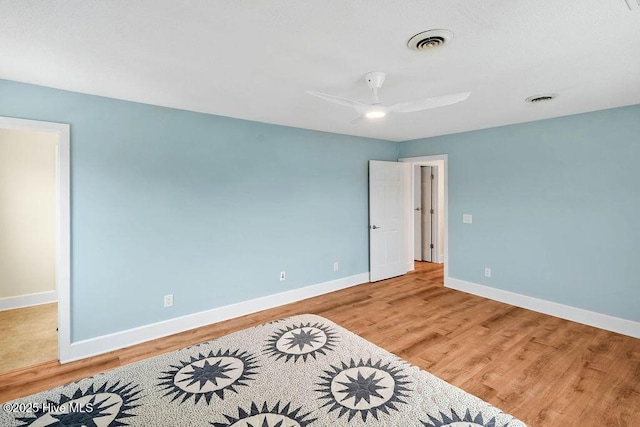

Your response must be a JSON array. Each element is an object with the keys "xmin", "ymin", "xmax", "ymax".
[{"xmin": 365, "ymin": 71, "xmax": 386, "ymax": 90}]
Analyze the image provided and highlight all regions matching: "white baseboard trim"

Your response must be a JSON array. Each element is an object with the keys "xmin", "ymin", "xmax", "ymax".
[
  {"xmin": 0, "ymin": 290, "xmax": 57, "ymax": 312},
  {"xmin": 63, "ymin": 272, "xmax": 370, "ymax": 363},
  {"xmin": 446, "ymin": 276, "xmax": 640, "ymax": 339}
]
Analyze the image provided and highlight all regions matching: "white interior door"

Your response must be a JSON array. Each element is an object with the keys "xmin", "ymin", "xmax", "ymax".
[
  {"xmin": 421, "ymin": 166, "xmax": 433, "ymax": 262},
  {"xmin": 369, "ymin": 160, "xmax": 410, "ymax": 282},
  {"xmin": 413, "ymin": 165, "xmax": 422, "ymax": 261}
]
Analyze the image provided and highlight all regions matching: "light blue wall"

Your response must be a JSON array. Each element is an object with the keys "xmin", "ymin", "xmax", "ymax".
[
  {"xmin": 0, "ymin": 79, "xmax": 399, "ymax": 341},
  {"xmin": 400, "ymin": 105, "xmax": 640, "ymax": 322},
  {"xmin": 3, "ymin": 77, "xmax": 637, "ymax": 339}
]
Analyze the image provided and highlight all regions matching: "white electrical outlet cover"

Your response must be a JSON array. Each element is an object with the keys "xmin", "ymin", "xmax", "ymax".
[
  {"xmin": 463, "ymin": 214, "xmax": 473, "ymax": 224},
  {"xmin": 164, "ymin": 294, "xmax": 173, "ymax": 307}
]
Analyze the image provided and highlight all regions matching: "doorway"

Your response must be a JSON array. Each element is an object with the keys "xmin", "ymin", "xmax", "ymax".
[
  {"xmin": 414, "ymin": 165, "xmax": 439, "ymax": 263},
  {"xmin": 0, "ymin": 116, "xmax": 70, "ymax": 368},
  {"xmin": 400, "ymin": 155, "xmax": 448, "ymax": 278}
]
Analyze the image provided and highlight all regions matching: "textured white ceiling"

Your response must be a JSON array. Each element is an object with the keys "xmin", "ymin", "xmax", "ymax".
[{"xmin": 1, "ymin": 0, "xmax": 639, "ymax": 141}]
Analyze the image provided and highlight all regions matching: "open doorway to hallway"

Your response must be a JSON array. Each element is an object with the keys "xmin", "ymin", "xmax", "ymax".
[
  {"xmin": 0, "ymin": 125, "xmax": 60, "ymax": 373},
  {"xmin": 413, "ymin": 165, "xmax": 443, "ymax": 263},
  {"xmin": 408, "ymin": 158, "xmax": 445, "ymax": 265},
  {"xmin": 400, "ymin": 154, "xmax": 448, "ymax": 281}
]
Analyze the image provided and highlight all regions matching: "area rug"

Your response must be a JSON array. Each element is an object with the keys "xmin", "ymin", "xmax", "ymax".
[{"xmin": 0, "ymin": 314, "xmax": 527, "ymax": 426}]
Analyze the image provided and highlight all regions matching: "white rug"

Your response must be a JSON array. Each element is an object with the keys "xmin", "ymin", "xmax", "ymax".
[{"xmin": 0, "ymin": 314, "xmax": 527, "ymax": 426}]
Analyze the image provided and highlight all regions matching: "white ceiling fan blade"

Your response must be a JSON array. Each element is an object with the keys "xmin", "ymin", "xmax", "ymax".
[
  {"xmin": 389, "ymin": 91, "xmax": 470, "ymax": 113},
  {"xmin": 306, "ymin": 91, "xmax": 367, "ymax": 113},
  {"xmin": 350, "ymin": 115, "xmax": 365, "ymax": 124}
]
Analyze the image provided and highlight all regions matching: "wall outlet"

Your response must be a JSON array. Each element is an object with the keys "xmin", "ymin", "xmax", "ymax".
[
  {"xmin": 333, "ymin": 261, "xmax": 339, "ymax": 271},
  {"xmin": 164, "ymin": 294, "xmax": 173, "ymax": 307},
  {"xmin": 280, "ymin": 271, "xmax": 286, "ymax": 281},
  {"xmin": 463, "ymin": 214, "xmax": 473, "ymax": 224},
  {"xmin": 484, "ymin": 268, "xmax": 491, "ymax": 278}
]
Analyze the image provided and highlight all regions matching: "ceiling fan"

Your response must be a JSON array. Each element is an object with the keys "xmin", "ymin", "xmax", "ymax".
[{"xmin": 307, "ymin": 71, "xmax": 470, "ymax": 122}]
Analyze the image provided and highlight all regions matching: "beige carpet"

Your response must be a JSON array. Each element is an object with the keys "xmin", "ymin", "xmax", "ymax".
[{"xmin": 0, "ymin": 303, "xmax": 57, "ymax": 373}]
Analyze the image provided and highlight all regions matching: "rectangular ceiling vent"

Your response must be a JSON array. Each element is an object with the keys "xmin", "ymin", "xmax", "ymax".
[{"xmin": 625, "ymin": 0, "xmax": 639, "ymax": 10}]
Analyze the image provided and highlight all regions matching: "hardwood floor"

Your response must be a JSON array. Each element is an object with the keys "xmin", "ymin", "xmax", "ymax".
[
  {"xmin": 0, "ymin": 303, "xmax": 57, "ymax": 373},
  {"xmin": 1, "ymin": 263, "xmax": 638, "ymax": 426}
]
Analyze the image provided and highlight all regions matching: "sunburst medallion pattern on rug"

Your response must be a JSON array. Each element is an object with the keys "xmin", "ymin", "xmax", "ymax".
[
  {"xmin": 1, "ymin": 314, "xmax": 528, "ymax": 427},
  {"xmin": 421, "ymin": 408, "xmax": 515, "ymax": 426},
  {"xmin": 264, "ymin": 321, "xmax": 339, "ymax": 363},
  {"xmin": 14, "ymin": 381, "xmax": 141, "ymax": 427},
  {"xmin": 315, "ymin": 358, "xmax": 412, "ymax": 422},
  {"xmin": 211, "ymin": 401, "xmax": 316, "ymax": 427},
  {"xmin": 158, "ymin": 348, "xmax": 259, "ymax": 405}
]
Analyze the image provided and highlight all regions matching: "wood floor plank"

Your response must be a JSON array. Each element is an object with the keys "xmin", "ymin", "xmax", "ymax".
[{"xmin": 0, "ymin": 262, "xmax": 638, "ymax": 426}]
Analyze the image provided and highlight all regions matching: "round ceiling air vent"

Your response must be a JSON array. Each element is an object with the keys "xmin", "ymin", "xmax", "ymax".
[
  {"xmin": 407, "ymin": 29, "xmax": 453, "ymax": 51},
  {"xmin": 525, "ymin": 93, "xmax": 558, "ymax": 103}
]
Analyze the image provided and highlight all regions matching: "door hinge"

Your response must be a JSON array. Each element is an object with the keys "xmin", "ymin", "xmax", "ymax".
[
  {"xmin": 430, "ymin": 243, "xmax": 434, "ymax": 249},
  {"xmin": 430, "ymin": 209, "xmax": 434, "ymax": 214},
  {"xmin": 431, "ymin": 174, "xmax": 434, "ymax": 180}
]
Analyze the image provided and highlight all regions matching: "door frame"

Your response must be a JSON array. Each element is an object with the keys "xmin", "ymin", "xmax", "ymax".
[
  {"xmin": 399, "ymin": 155, "xmax": 448, "ymax": 277},
  {"xmin": 0, "ymin": 116, "xmax": 71, "ymax": 363}
]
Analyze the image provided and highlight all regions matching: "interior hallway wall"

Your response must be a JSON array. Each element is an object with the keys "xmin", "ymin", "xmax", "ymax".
[{"xmin": 0, "ymin": 128, "xmax": 57, "ymax": 300}]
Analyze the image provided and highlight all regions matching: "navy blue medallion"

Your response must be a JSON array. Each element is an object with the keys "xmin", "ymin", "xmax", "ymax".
[
  {"xmin": 158, "ymin": 349, "xmax": 258, "ymax": 405},
  {"xmin": 264, "ymin": 322, "xmax": 339, "ymax": 363},
  {"xmin": 315, "ymin": 358, "xmax": 411, "ymax": 422},
  {"xmin": 14, "ymin": 381, "xmax": 141, "ymax": 427},
  {"xmin": 422, "ymin": 409, "xmax": 513, "ymax": 427},
  {"xmin": 211, "ymin": 401, "xmax": 316, "ymax": 427}
]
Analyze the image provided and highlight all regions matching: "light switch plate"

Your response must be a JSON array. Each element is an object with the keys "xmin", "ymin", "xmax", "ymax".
[{"xmin": 463, "ymin": 214, "xmax": 473, "ymax": 224}]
